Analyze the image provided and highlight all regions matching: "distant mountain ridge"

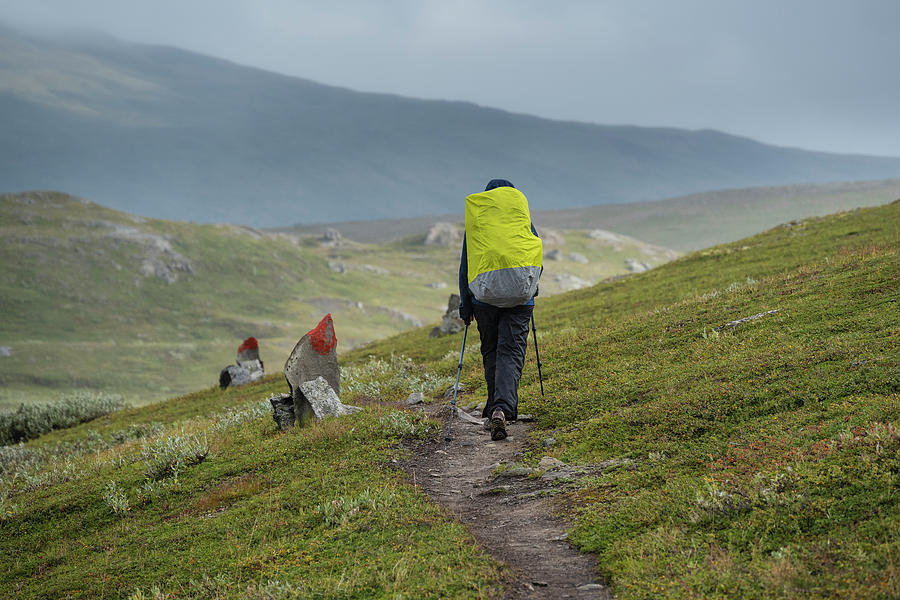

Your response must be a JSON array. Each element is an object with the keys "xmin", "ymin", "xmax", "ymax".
[{"xmin": 2, "ymin": 24, "xmax": 900, "ymax": 227}]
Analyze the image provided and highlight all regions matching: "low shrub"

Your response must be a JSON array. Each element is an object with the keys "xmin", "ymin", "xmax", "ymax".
[
  {"xmin": 102, "ymin": 481, "xmax": 130, "ymax": 515},
  {"xmin": 0, "ymin": 391, "xmax": 126, "ymax": 444},
  {"xmin": 141, "ymin": 431, "xmax": 209, "ymax": 481}
]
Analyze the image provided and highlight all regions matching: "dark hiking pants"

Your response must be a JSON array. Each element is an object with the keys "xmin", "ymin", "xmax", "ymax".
[{"xmin": 473, "ymin": 303, "xmax": 533, "ymax": 421}]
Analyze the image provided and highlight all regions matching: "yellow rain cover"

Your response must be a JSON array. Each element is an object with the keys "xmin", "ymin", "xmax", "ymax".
[{"xmin": 465, "ymin": 187, "xmax": 542, "ymax": 306}]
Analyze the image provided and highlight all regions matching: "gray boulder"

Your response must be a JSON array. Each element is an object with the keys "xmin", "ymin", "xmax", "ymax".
[
  {"xmin": 296, "ymin": 377, "xmax": 361, "ymax": 422},
  {"xmin": 544, "ymin": 248, "xmax": 562, "ymax": 261}
]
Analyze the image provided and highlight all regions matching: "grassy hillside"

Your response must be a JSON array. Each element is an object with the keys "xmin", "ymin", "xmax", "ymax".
[
  {"xmin": 1, "ymin": 200, "xmax": 895, "ymax": 599},
  {"xmin": 0, "ymin": 191, "xmax": 669, "ymax": 407},
  {"xmin": 4, "ymin": 24, "xmax": 900, "ymax": 226},
  {"xmin": 348, "ymin": 200, "xmax": 899, "ymax": 598}
]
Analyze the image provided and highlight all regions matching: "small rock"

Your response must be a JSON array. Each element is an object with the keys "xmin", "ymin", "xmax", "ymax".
[
  {"xmin": 443, "ymin": 383, "xmax": 465, "ymax": 398},
  {"xmin": 0, "ymin": 347, "xmax": 11, "ymax": 357},
  {"xmin": 533, "ymin": 580, "xmax": 549, "ymax": 587},
  {"xmin": 405, "ymin": 392, "xmax": 424, "ymax": 406},
  {"xmin": 577, "ymin": 583, "xmax": 604, "ymax": 591},
  {"xmin": 542, "ymin": 437, "xmax": 557, "ymax": 447},
  {"xmin": 497, "ymin": 466, "xmax": 534, "ymax": 478},
  {"xmin": 517, "ymin": 413, "xmax": 534, "ymax": 422},
  {"xmin": 269, "ymin": 393, "xmax": 295, "ymax": 431},
  {"xmin": 538, "ymin": 456, "xmax": 566, "ymax": 470},
  {"xmin": 427, "ymin": 281, "xmax": 447, "ymax": 289},
  {"xmin": 544, "ymin": 248, "xmax": 562, "ymax": 261},
  {"xmin": 328, "ymin": 261, "xmax": 346, "ymax": 273}
]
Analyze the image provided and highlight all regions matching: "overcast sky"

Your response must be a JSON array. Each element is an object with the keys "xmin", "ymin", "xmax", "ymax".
[{"xmin": 3, "ymin": 0, "xmax": 899, "ymax": 156}]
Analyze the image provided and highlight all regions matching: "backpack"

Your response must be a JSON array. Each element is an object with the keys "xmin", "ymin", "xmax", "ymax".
[{"xmin": 465, "ymin": 187, "xmax": 543, "ymax": 307}]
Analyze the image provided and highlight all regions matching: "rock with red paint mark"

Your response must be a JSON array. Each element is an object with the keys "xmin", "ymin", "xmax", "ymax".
[
  {"xmin": 237, "ymin": 337, "xmax": 260, "ymax": 363},
  {"xmin": 235, "ymin": 336, "xmax": 265, "ymax": 382},
  {"xmin": 284, "ymin": 314, "xmax": 340, "ymax": 403}
]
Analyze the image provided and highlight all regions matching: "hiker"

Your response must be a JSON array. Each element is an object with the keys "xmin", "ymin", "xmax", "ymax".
[{"xmin": 458, "ymin": 179, "xmax": 542, "ymax": 441}]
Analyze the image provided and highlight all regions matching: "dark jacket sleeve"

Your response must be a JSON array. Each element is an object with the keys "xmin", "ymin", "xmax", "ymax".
[{"xmin": 458, "ymin": 234, "xmax": 474, "ymax": 320}]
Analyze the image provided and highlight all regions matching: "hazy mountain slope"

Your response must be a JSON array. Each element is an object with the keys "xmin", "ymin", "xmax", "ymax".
[
  {"xmin": 533, "ymin": 178, "xmax": 900, "ymax": 251},
  {"xmin": 280, "ymin": 178, "xmax": 900, "ymax": 249},
  {"xmin": 2, "ymin": 25, "xmax": 900, "ymax": 227},
  {"xmin": 0, "ymin": 191, "xmax": 668, "ymax": 407}
]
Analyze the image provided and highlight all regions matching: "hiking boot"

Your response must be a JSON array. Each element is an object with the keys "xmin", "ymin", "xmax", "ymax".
[{"xmin": 490, "ymin": 409, "xmax": 507, "ymax": 441}]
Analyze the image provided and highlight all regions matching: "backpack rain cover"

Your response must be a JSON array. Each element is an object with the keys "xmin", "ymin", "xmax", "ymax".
[{"xmin": 465, "ymin": 187, "xmax": 543, "ymax": 307}]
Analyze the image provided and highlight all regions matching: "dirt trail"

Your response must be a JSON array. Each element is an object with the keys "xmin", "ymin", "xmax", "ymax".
[{"xmin": 403, "ymin": 401, "xmax": 611, "ymax": 599}]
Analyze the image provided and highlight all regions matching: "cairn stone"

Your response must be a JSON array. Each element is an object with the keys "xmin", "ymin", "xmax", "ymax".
[
  {"xmin": 236, "ymin": 336, "xmax": 265, "ymax": 380},
  {"xmin": 429, "ymin": 294, "xmax": 465, "ymax": 338},
  {"xmin": 219, "ymin": 337, "xmax": 265, "ymax": 388},
  {"xmin": 284, "ymin": 313, "xmax": 340, "ymax": 401},
  {"xmin": 237, "ymin": 337, "xmax": 260, "ymax": 363},
  {"xmin": 269, "ymin": 394, "xmax": 295, "ymax": 431}
]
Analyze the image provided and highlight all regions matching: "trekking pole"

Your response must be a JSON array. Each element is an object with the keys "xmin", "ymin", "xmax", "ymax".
[
  {"xmin": 531, "ymin": 314, "xmax": 544, "ymax": 396},
  {"xmin": 445, "ymin": 324, "xmax": 469, "ymax": 441}
]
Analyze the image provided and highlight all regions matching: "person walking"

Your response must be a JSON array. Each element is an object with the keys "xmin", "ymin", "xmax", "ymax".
[{"xmin": 458, "ymin": 179, "xmax": 542, "ymax": 441}]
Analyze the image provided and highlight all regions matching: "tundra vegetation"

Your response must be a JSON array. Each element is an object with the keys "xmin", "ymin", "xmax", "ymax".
[{"xmin": 0, "ymin": 200, "xmax": 897, "ymax": 598}]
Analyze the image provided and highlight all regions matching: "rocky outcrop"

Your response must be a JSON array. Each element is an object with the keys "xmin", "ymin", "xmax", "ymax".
[
  {"xmin": 625, "ymin": 258, "xmax": 651, "ymax": 273},
  {"xmin": 553, "ymin": 272, "xmax": 591, "ymax": 291},
  {"xmin": 568, "ymin": 252, "xmax": 589, "ymax": 264},
  {"xmin": 424, "ymin": 222, "xmax": 462, "ymax": 246}
]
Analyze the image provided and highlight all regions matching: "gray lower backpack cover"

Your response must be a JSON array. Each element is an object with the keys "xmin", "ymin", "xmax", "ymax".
[{"xmin": 469, "ymin": 265, "xmax": 541, "ymax": 307}]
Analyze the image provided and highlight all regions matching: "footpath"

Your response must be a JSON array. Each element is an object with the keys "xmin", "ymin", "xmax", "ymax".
[{"xmin": 403, "ymin": 400, "xmax": 611, "ymax": 599}]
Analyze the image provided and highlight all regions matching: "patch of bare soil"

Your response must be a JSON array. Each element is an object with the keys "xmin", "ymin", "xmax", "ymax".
[{"xmin": 402, "ymin": 401, "xmax": 612, "ymax": 599}]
